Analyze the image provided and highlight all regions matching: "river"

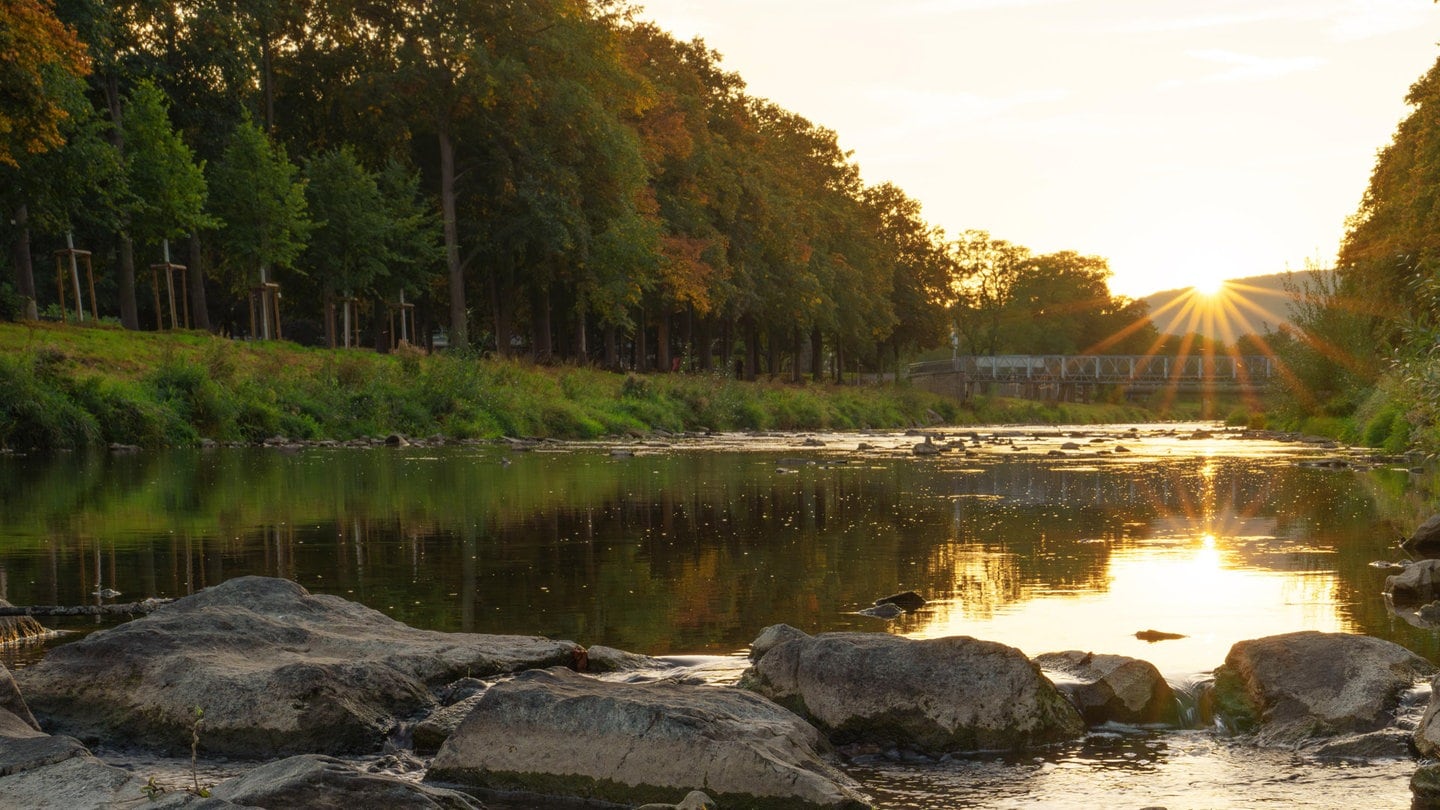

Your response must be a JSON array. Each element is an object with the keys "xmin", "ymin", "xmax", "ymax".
[{"xmin": 1, "ymin": 424, "xmax": 1436, "ymax": 807}]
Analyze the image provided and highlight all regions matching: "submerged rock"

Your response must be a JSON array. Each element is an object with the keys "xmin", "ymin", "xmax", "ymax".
[
  {"xmin": 739, "ymin": 628, "xmax": 1083, "ymax": 753},
  {"xmin": 1386, "ymin": 559, "xmax": 1440, "ymax": 605},
  {"xmin": 427, "ymin": 667, "xmax": 871, "ymax": 809},
  {"xmin": 15, "ymin": 576, "xmax": 579, "ymax": 758},
  {"xmin": 1034, "ymin": 651, "xmax": 1177, "ymax": 726},
  {"xmin": 1212, "ymin": 631, "xmax": 1434, "ymax": 745},
  {"xmin": 855, "ymin": 603, "xmax": 903, "ymax": 620},
  {"xmin": 210, "ymin": 754, "xmax": 480, "ymax": 809},
  {"xmin": 873, "ymin": 591, "xmax": 927, "ymax": 612}
]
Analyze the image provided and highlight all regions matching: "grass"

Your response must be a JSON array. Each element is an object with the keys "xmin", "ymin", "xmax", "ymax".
[{"xmin": 0, "ymin": 321, "xmax": 1174, "ymax": 449}]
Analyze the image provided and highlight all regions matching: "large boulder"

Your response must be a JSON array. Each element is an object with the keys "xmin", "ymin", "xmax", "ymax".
[
  {"xmin": 1386, "ymin": 560, "xmax": 1440, "ymax": 605},
  {"xmin": 1407, "ymin": 514, "xmax": 1440, "ymax": 550},
  {"xmin": 1408, "ymin": 675, "xmax": 1440, "ymax": 758},
  {"xmin": 1212, "ymin": 631, "xmax": 1434, "ymax": 745},
  {"xmin": 0, "ymin": 664, "xmax": 38, "ymax": 731},
  {"xmin": 1034, "ymin": 651, "xmax": 1178, "ymax": 725},
  {"xmin": 0, "ymin": 704, "xmax": 237, "ymax": 809},
  {"xmin": 209, "ymin": 754, "xmax": 480, "ymax": 809},
  {"xmin": 427, "ymin": 667, "xmax": 872, "ymax": 809},
  {"xmin": 739, "ymin": 627, "xmax": 1083, "ymax": 753},
  {"xmin": 15, "ymin": 576, "xmax": 579, "ymax": 757}
]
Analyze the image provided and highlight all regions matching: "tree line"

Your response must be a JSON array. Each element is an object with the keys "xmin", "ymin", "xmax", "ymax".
[{"xmin": 2, "ymin": 0, "xmax": 1156, "ymax": 378}]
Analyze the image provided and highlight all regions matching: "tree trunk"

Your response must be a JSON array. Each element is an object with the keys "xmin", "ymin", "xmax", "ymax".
[
  {"xmin": 374, "ymin": 296, "xmax": 389, "ymax": 353},
  {"xmin": 635, "ymin": 308, "xmax": 648, "ymax": 372},
  {"xmin": 10, "ymin": 203, "xmax": 38, "ymax": 320},
  {"xmin": 744, "ymin": 319, "xmax": 759, "ymax": 382},
  {"xmin": 438, "ymin": 121, "xmax": 466, "ymax": 350},
  {"xmin": 790, "ymin": 330, "xmax": 802, "ymax": 384},
  {"xmin": 766, "ymin": 330, "xmax": 778, "ymax": 379},
  {"xmin": 604, "ymin": 323, "xmax": 619, "ymax": 370},
  {"xmin": 697, "ymin": 317, "xmax": 713, "ymax": 371},
  {"xmin": 532, "ymin": 286, "xmax": 553, "ymax": 363},
  {"xmin": 721, "ymin": 319, "xmax": 734, "ymax": 376},
  {"xmin": 104, "ymin": 73, "xmax": 140, "ymax": 330},
  {"xmin": 323, "ymin": 286, "xmax": 336, "ymax": 348},
  {"xmin": 657, "ymin": 308, "xmax": 671, "ymax": 373},
  {"xmin": 573, "ymin": 300, "xmax": 587, "ymax": 363},
  {"xmin": 187, "ymin": 233, "xmax": 211, "ymax": 331},
  {"xmin": 811, "ymin": 327, "xmax": 824, "ymax": 383},
  {"xmin": 119, "ymin": 237, "xmax": 139, "ymax": 330},
  {"xmin": 834, "ymin": 341, "xmax": 845, "ymax": 385}
]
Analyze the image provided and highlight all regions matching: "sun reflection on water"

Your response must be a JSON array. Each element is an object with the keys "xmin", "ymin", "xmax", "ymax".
[{"xmin": 910, "ymin": 523, "xmax": 1345, "ymax": 676}]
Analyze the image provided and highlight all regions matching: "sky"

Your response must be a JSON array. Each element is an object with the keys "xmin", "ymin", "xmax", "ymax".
[{"xmin": 634, "ymin": 0, "xmax": 1440, "ymax": 298}]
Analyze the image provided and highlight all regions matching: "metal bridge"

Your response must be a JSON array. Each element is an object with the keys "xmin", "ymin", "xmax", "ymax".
[{"xmin": 908, "ymin": 355, "xmax": 1279, "ymax": 401}]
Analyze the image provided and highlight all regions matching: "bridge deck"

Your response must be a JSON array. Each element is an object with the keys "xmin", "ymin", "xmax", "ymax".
[{"xmin": 909, "ymin": 355, "xmax": 1277, "ymax": 400}]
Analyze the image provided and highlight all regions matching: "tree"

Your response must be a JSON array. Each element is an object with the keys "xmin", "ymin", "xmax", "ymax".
[
  {"xmin": 122, "ymin": 80, "xmax": 212, "ymax": 256},
  {"xmin": 303, "ymin": 146, "xmax": 389, "ymax": 346},
  {"xmin": 949, "ymin": 231, "xmax": 1029, "ymax": 356},
  {"xmin": 2, "ymin": 37, "xmax": 116, "ymax": 321},
  {"xmin": 208, "ymin": 115, "xmax": 309, "ymax": 335},
  {"xmin": 0, "ymin": 0, "xmax": 90, "ymax": 168}
]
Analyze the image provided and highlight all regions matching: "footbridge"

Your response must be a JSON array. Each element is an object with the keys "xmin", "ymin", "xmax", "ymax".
[{"xmin": 908, "ymin": 355, "xmax": 1279, "ymax": 402}]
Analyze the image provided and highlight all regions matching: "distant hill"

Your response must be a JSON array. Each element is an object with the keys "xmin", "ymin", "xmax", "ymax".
[{"xmin": 1140, "ymin": 270, "xmax": 1329, "ymax": 342}]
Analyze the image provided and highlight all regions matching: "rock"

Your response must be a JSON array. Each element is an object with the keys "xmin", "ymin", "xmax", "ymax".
[
  {"xmin": 912, "ymin": 437, "xmax": 940, "ymax": 456},
  {"xmin": 0, "ymin": 598, "xmax": 47, "ymax": 645},
  {"xmin": 1061, "ymin": 442, "xmax": 1081, "ymax": 450},
  {"xmin": 740, "ymin": 631, "xmax": 1083, "ymax": 753},
  {"xmin": 1386, "ymin": 559, "xmax": 1440, "ymax": 605},
  {"xmin": 1114, "ymin": 445, "xmax": 1131, "ymax": 453},
  {"xmin": 0, "ymin": 704, "xmax": 230, "ymax": 808},
  {"xmin": 749, "ymin": 624, "xmax": 812, "ymax": 662},
  {"xmin": 15, "ymin": 576, "xmax": 579, "ymax": 758},
  {"xmin": 1034, "ymin": 651, "xmax": 1177, "ymax": 725},
  {"xmin": 855, "ymin": 603, "xmax": 903, "ymax": 620},
  {"xmin": 1134, "ymin": 629, "xmax": 1185, "ymax": 642},
  {"xmin": 874, "ymin": 591, "xmax": 926, "ymax": 612},
  {"xmin": 1416, "ymin": 762, "xmax": 1440, "ymax": 808},
  {"xmin": 1308, "ymin": 729, "xmax": 1413, "ymax": 760},
  {"xmin": 0, "ymin": 664, "xmax": 38, "ymax": 731},
  {"xmin": 427, "ymin": 667, "xmax": 871, "ymax": 809},
  {"xmin": 1212, "ymin": 631, "xmax": 1434, "ymax": 745},
  {"xmin": 583, "ymin": 644, "xmax": 663, "ymax": 673},
  {"xmin": 384, "ymin": 434, "xmax": 410, "ymax": 447},
  {"xmin": 1409, "ymin": 514, "xmax": 1440, "ymax": 550},
  {"xmin": 210, "ymin": 754, "xmax": 480, "ymax": 809},
  {"xmin": 413, "ymin": 694, "xmax": 484, "ymax": 754},
  {"xmin": 636, "ymin": 790, "xmax": 718, "ymax": 810}
]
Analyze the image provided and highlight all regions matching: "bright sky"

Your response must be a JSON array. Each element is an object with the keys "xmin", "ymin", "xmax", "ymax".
[{"xmin": 635, "ymin": 0, "xmax": 1440, "ymax": 298}]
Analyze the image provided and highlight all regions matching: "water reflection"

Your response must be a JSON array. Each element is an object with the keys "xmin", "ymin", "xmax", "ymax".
[{"xmin": 0, "ymin": 434, "xmax": 1437, "ymax": 676}]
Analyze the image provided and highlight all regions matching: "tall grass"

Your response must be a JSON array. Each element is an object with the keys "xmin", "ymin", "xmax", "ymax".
[{"xmin": 0, "ymin": 322, "xmax": 1168, "ymax": 449}]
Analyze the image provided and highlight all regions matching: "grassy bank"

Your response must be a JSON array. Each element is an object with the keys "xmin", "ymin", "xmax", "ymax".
[{"xmin": 0, "ymin": 323, "xmax": 1159, "ymax": 449}]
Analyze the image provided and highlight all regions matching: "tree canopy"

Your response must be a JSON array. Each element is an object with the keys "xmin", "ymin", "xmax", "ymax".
[{"xmin": 3, "ymin": 0, "xmax": 1153, "ymax": 375}]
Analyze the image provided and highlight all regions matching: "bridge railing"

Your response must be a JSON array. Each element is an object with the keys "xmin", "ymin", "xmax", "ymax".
[{"xmin": 909, "ymin": 355, "xmax": 1278, "ymax": 384}]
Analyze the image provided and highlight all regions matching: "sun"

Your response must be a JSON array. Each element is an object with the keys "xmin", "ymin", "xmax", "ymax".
[{"xmin": 1191, "ymin": 277, "xmax": 1227, "ymax": 297}]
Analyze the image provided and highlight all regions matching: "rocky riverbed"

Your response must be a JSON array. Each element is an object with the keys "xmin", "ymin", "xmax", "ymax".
[{"xmin": 3, "ymin": 576, "xmax": 1440, "ymax": 808}]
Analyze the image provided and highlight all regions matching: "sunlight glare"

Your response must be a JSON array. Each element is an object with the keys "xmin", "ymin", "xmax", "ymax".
[{"xmin": 1192, "ymin": 277, "xmax": 1226, "ymax": 297}]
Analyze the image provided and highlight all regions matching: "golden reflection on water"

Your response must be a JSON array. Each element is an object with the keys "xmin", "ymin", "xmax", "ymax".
[{"xmin": 911, "ymin": 525, "xmax": 1346, "ymax": 676}]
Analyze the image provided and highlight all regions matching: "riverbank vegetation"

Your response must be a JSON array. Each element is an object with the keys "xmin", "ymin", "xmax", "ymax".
[
  {"xmin": 0, "ymin": 322, "xmax": 1161, "ymax": 449},
  {"xmin": 1259, "ymin": 52, "xmax": 1440, "ymax": 455},
  {"xmin": 2, "ymin": 0, "xmax": 1157, "ymax": 386}
]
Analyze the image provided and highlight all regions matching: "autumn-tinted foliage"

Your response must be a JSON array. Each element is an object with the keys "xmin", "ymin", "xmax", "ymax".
[{"xmin": 3, "ymin": 0, "xmax": 1150, "ymax": 380}]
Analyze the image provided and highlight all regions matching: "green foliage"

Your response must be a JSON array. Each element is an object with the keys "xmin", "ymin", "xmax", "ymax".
[
  {"xmin": 0, "ymin": 351, "xmax": 99, "ymax": 448},
  {"xmin": 122, "ymin": 80, "xmax": 213, "ymax": 243},
  {"xmin": 208, "ymin": 115, "xmax": 310, "ymax": 291}
]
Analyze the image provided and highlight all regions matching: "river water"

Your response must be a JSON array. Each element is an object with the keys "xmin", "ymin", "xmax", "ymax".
[{"xmin": 1, "ymin": 424, "xmax": 1437, "ymax": 807}]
